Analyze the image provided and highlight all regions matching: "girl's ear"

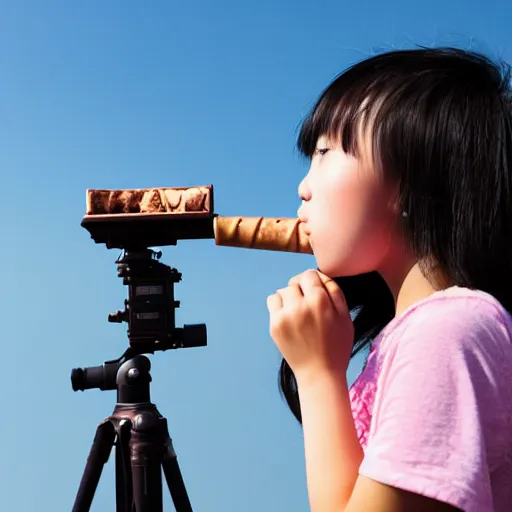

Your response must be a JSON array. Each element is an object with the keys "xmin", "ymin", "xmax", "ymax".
[{"xmin": 387, "ymin": 188, "xmax": 403, "ymax": 218}]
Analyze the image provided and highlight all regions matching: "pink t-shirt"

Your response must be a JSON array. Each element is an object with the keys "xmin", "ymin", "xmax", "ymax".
[{"xmin": 350, "ymin": 287, "xmax": 512, "ymax": 512}]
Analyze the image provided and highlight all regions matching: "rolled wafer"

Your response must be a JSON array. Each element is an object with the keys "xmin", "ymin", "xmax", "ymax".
[{"xmin": 214, "ymin": 216, "xmax": 313, "ymax": 254}]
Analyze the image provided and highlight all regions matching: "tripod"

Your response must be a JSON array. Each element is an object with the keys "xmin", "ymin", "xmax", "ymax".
[
  {"xmin": 71, "ymin": 353, "xmax": 192, "ymax": 512},
  {"xmin": 70, "ymin": 248, "xmax": 207, "ymax": 511}
]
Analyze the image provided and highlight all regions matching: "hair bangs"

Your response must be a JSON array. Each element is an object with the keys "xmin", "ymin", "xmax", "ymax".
[{"xmin": 296, "ymin": 67, "xmax": 394, "ymax": 160}]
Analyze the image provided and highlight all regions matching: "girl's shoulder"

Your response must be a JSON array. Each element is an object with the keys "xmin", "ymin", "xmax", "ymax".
[
  {"xmin": 368, "ymin": 285, "xmax": 512, "ymax": 410},
  {"xmin": 400, "ymin": 285, "xmax": 511, "ymax": 319},
  {"xmin": 378, "ymin": 285, "xmax": 512, "ymax": 356}
]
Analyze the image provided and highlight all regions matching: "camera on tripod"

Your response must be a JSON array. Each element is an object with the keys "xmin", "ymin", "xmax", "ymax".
[{"xmin": 70, "ymin": 185, "xmax": 217, "ymax": 512}]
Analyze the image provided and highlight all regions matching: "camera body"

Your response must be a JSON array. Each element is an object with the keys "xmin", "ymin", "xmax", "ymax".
[{"xmin": 80, "ymin": 185, "xmax": 214, "ymax": 354}]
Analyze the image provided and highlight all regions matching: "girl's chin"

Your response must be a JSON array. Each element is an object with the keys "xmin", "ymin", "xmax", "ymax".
[
  {"xmin": 315, "ymin": 256, "xmax": 357, "ymax": 279},
  {"xmin": 314, "ymin": 260, "xmax": 341, "ymax": 278}
]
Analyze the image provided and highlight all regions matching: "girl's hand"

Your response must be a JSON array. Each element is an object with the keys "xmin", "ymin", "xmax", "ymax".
[{"xmin": 267, "ymin": 269, "xmax": 354, "ymax": 385}]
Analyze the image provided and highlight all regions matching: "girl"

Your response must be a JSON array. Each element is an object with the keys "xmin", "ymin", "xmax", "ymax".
[{"xmin": 267, "ymin": 47, "xmax": 512, "ymax": 512}]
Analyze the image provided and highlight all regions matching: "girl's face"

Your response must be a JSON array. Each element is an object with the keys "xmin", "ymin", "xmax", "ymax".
[{"xmin": 297, "ymin": 135, "xmax": 400, "ymax": 278}]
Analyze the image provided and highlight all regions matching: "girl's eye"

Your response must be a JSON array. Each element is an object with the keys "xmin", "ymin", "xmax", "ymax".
[{"xmin": 314, "ymin": 148, "xmax": 329, "ymax": 156}]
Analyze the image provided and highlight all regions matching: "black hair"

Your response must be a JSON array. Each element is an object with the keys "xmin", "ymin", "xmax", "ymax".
[{"xmin": 279, "ymin": 47, "xmax": 512, "ymax": 424}]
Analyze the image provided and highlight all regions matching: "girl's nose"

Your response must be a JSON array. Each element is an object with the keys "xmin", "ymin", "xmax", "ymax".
[{"xmin": 298, "ymin": 174, "xmax": 311, "ymax": 201}]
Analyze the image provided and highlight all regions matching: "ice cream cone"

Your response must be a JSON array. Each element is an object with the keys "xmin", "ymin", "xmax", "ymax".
[{"xmin": 214, "ymin": 216, "xmax": 313, "ymax": 254}]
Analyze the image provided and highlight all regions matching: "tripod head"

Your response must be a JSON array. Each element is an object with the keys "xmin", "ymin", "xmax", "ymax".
[
  {"xmin": 70, "ymin": 246, "xmax": 206, "ymax": 393},
  {"xmin": 108, "ymin": 247, "xmax": 205, "ymax": 352}
]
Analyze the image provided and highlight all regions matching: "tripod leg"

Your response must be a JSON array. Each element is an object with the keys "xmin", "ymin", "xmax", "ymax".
[
  {"xmin": 161, "ymin": 420, "xmax": 193, "ymax": 512},
  {"xmin": 130, "ymin": 413, "xmax": 164, "ymax": 512},
  {"xmin": 115, "ymin": 420, "xmax": 133, "ymax": 512},
  {"xmin": 132, "ymin": 457, "xmax": 163, "ymax": 512},
  {"xmin": 72, "ymin": 420, "xmax": 116, "ymax": 512}
]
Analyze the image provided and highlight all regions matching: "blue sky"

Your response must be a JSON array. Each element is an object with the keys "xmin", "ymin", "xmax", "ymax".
[{"xmin": 1, "ymin": 1, "xmax": 510, "ymax": 510}]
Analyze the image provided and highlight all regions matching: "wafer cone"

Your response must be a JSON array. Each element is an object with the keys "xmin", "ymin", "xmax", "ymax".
[{"xmin": 214, "ymin": 216, "xmax": 313, "ymax": 254}]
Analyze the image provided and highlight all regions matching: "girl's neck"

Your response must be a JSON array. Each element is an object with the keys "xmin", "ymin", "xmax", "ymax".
[
  {"xmin": 394, "ymin": 263, "xmax": 441, "ymax": 316},
  {"xmin": 380, "ymin": 257, "xmax": 448, "ymax": 318}
]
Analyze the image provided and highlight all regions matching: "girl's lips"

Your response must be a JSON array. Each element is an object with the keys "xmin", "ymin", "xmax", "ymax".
[
  {"xmin": 300, "ymin": 220, "xmax": 311, "ymax": 236},
  {"xmin": 297, "ymin": 207, "xmax": 311, "ymax": 235}
]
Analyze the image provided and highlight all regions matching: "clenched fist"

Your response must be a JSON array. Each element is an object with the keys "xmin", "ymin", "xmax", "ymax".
[{"xmin": 267, "ymin": 269, "xmax": 354, "ymax": 385}]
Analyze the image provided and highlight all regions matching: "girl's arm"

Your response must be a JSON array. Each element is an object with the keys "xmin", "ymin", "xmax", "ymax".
[
  {"xmin": 296, "ymin": 372, "xmax": 362, "ymax": 511},
  {"xmin": 297, "ymin": 373, "xmax": 461, "ymax": 512}
]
